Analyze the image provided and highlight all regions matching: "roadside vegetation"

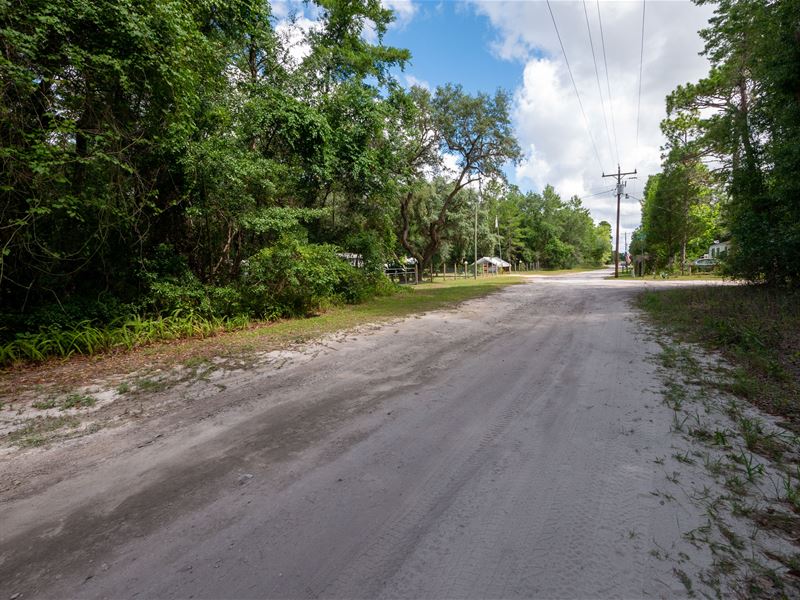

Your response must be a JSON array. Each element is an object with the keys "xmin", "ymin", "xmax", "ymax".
[
  {"xmin": 639, "ymin": 286, "xmax": 800, "ymax": 431},
  {"xmin": 641, "ymin": 313, "xmax": 800, "ymax": 597},
  {"xmin": 609, "ymin": 270, "xmax": 723, "ymax": 281},
  {"xmin": 632, "ymin": 4, "xmax": 800, "ymax": 586},
  {"xmin": 629, "ymin": 0, "xmax": 800, "ymax": 286},
  {"xmin": 0, "ymin": 276, "xmax": 523, "ymax": 406},
  {"xmin": 0, "ymin": 0, "xmax": 611, "ymax": 369},
  {"xmin": 2, "ymin": 275, "xmax": 521, "ymax": 448}
]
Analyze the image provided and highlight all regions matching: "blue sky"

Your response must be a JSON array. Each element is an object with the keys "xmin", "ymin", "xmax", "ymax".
[{"xmin": 384, "ymin": 3, "xmax": 526, "ymax": 97}]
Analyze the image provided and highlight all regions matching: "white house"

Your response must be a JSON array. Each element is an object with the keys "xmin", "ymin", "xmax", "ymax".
[{"xmin": 708, "ymin": 240, "xmax": 731, "ymax": 259}]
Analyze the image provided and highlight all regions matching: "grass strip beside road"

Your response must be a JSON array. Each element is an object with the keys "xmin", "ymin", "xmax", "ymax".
[
  {"xmin": 247, "ymin": 275, "xmax": 524, "ymax": 345},
  {"xmin": 608, "ymin": 270, "xmax": 724, "ymax": 281},
  {"xmin": 526, "ymin": 265, "xmax": 609, "ymax": 276},
  {"xmin": 1, "ymin": 276, "xmax": 524, "ymax": 396},
  {"xmin": 637, "ymin": 285, "xmax": 800, "ymax": 429}
]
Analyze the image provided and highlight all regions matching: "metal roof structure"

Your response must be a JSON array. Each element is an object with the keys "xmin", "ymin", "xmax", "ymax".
[{"xmin": 474, "ymin": 256, "xmax": 511, "ymax": 268}]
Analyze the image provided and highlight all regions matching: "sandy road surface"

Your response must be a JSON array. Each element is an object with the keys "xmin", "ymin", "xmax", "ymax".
[{"xmin": 0, "ymin": 270, "xmax": 751, "ymax": 598}]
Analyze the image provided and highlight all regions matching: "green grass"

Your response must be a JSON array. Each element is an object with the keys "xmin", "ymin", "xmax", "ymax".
[
  {"xmin": 234, "ymin": 275, "xmax": 524, "ymax": 347},
  {"xmin": 31, "ymin": 398, "xmax": 57, "ymax": 410},
  {"xmin": 1, "ymin": 276, "xmax": 525, "ymax": 371},
  {"xmin": 6, "ymin": 415, "xmax": 81, "ymax": 447},
  {"xmin": 637, "ymin": 285, "xmax": 800, "ymax": 429},
  {"xmin": 31, "ymin": 393, "xmax": 96, "ymax": 411},
  {"xmin": 60, "ymin": 393, "xmax": 96, "ymax": 410},
  {"xmin": 608, "ymin": 270, "xmax": 723, "ymax": 281},
  {"xmin": 0, "ymin": 310, "xmax": 253, "ymax": 367},
  {"xmin": 527, "ymin": 264, "xmax": 609, "ymax": 276}
]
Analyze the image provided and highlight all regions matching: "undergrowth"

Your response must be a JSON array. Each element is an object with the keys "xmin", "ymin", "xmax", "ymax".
[
  {"xmin": 0, "ymin": 311, "xmax": 253, "ymax": 367},
  {"xmin": 638, "ymin": 285, "xmax": 800, "ymax": 429}
]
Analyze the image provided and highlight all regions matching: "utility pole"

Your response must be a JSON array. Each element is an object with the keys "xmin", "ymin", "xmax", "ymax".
[
  {"xmin": 474, "ymin": 177, "xmax": 481, "ymax": 279},
  {"xmin": 624, "ymin": 231, "xmax": 627, "ymax": 272},
  {"xmin": 603, "ymin": 164, "xmax": 637, "ymax": 278},
  {"xmin": 495, "ymin": 214, "xmax": 500, "ymax": 265}
]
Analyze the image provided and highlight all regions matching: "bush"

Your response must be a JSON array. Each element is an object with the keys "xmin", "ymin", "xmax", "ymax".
[
  {"xmin": 335, "ymin": 268, "xmax": 374, "ymax": 304},
  {"xmin": 0, "ymin": 293, "xmax": 136, "ymax": 343},
  {"xmin": 242, "ymin": 237, "xmax": 356, "ymax": 317},
  {"xmin": 344, "ymin": 231, "xmax": 387, "ymax": 279},
  {"xmin": 207, "ymin": 286, "xmax": 245, "ymax": 318},
  {"xmin": 0, "ymin": 238, "xmax": 394, "ymax": 365},
  {"xmin": 543, "ymin": 238, "xmax": 577, "ymax": 269},
  {"xmin": 142, "ymin": 244, "xmax": 213, "ymax": 316}
]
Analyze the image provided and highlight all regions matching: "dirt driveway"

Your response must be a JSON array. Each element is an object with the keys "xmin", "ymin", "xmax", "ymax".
[{"xmin": 1, "ymin": 270, "xmax": 796, "ymax": 598}]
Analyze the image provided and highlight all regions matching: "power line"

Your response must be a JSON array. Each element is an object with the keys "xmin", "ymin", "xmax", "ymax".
[
  {"xmin": 545, "ymin": 0, "xmax": 605, "ymax": 173},
  {"xmin": 595, "ymin": 0, "xmax": 619, "ymax": 166},
  {"xmin": 582, "ymin": 0, "xmax": 614, "ymax": 167},
  {"xmin": 634, "ymin": 0, "xmax": 646, "ymax": 166},
  {"xmin": 583, "ymin": 187, "xmax": 616, "ymax": 199}
]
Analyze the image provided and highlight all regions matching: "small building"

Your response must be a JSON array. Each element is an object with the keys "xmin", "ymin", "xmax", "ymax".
[
  {"xmin": 337, "ymin": 252, "xmax": 364, "ymax": 268},
  {"xmin": 475, "ymin": 256, "xmax": 511, "ymax": 274},
  {"xmin": 708, "ymin": 240, "xmax": 731, "ymax": 259}
]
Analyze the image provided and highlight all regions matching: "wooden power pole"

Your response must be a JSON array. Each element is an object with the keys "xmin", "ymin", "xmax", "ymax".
[{"xmin": 603, "ymin": 165, "xmax": 637, "ymax": 278}]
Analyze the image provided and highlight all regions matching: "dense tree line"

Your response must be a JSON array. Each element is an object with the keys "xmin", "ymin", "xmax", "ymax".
[
  {"xmin": 0, "ymin": 0, "xmax": 609, "ymax": 346},
  {"xmin": 633, "ymin": 0, "xmax": 800, "ymax": 284},
  {"xmin": 478, "ymin": 184, "xmax": 611, "ymax": 270}
]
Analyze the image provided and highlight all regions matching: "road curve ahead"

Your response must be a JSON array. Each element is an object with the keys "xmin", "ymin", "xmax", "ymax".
[{"xmin": 2, "ymin": 270, "xmax": 709, "ymax": 598}]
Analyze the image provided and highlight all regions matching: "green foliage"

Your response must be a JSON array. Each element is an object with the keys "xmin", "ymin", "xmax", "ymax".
[
  {"xmin": 142, "ymin": 244, "xmax": 212, "ymax": 316},
  {"xmin": 664, "ymin": 0, "xmax": 800, "ymax": 286},
  {"xmin": 511, "ymin": 185, "xmax": 606, "ymax": 269},
  {"xmin": 243, "ymin": 237, "xmax": 357, "ymax": 317},
  {"xmin": 396, "ymin": 84, "xmax": 522, "ymax": 272},
  {"xmin": 634, "ymin": 168, "xmax": 721, "ymax": 272},
  {"xmin": 0, "ymin": 311, "xmax": 250, "ymax": 367},
  {"xmin": 0, "ymin": 0, "xmax": 536, "ymax": 363},
  {"xmin": 637, "ymin": 285, "xmax": 800, "ymax": 420},
  {"xmin": 590, "ymin": 221, "xmax": 613, "ymax": 266},
  {"xmin": 60, "ymin": 394, "xmax": 96, "ymax": 410},
  {"xmin": 543, "ymin": 238, "xmax": 576, "ymax": 270}
]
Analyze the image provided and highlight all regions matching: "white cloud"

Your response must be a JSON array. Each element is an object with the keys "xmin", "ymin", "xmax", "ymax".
[
  {"xmin": 442, "ymin": 153, "xmax": 461, "ymax": 179},
  {"xmin": 275, "ymin": 16, "xmax": 320, "ymax": 68},
  {"xmin": 271, "ymin": 0, "xmax": 290, "ymax": 19},
  {"xmin": 364, "ymin": 1, "xmax": 418, "ymax": 43},
  {"xmin": 470, "ymin": 0, "xmax": 716, "ymax": 241},
  {"xmin": 383, "ymin": 0, "xmax": 418, "ymax": 29},
  {"xmin": 404, "ymin": 74, "xmax": 431, "ymax": 90}
]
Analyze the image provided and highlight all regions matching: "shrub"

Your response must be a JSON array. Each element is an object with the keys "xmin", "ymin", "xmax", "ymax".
[
  {"xmin": 335, "ymin": 268, "xmax": 373, "ymax": 304},
  {"xmin": 142, "ymin": 244, "xmax": 212, "ymax": 316},
  {"xmin": 242, "ymin": 237, "xmax": 355, "ymax": 317}
]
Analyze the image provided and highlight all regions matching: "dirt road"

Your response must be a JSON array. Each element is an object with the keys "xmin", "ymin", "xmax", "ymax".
[{"xmin": 0, "ymin": 270, "xmax": 788, "ymax": 598}]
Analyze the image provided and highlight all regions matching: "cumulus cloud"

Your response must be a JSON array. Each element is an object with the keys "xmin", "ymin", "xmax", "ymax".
[
  {"xmin": 470, "ymin": 0, "xmax": 716, "ymax": 239},
  {"xmin": 404, "ymin": 74, "xmax": 431, "ymax": 90},
  {"xmin": 363, "ymin": 1, "xmax": 419, "ymax": 42},
  {"xmin": 275, "ymin": 16, "xmax": 320, "ymax": 68},
  {"xmin": 383, "ymin": 0, "xmax": 418, "ymax": 29}
]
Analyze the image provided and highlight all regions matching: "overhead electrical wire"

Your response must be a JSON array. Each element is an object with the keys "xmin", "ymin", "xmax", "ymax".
[
  {"xmin": 595, "ymin": 0, "xmax": 620, "ymax": 167},
  {"xmin": 545, "ymin": 0, "xmax": 606, "ymax": 174},
  {"xmin": 582, "ymin": 0, "xmax": 615, "ymax": 168},
  {"xmin": 583, "ymin": 187, "xmax": 616, "ymax": 199},
  {"xmin": 634, "ymin": 0, "xmax": 646, "ymax": 167}
]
